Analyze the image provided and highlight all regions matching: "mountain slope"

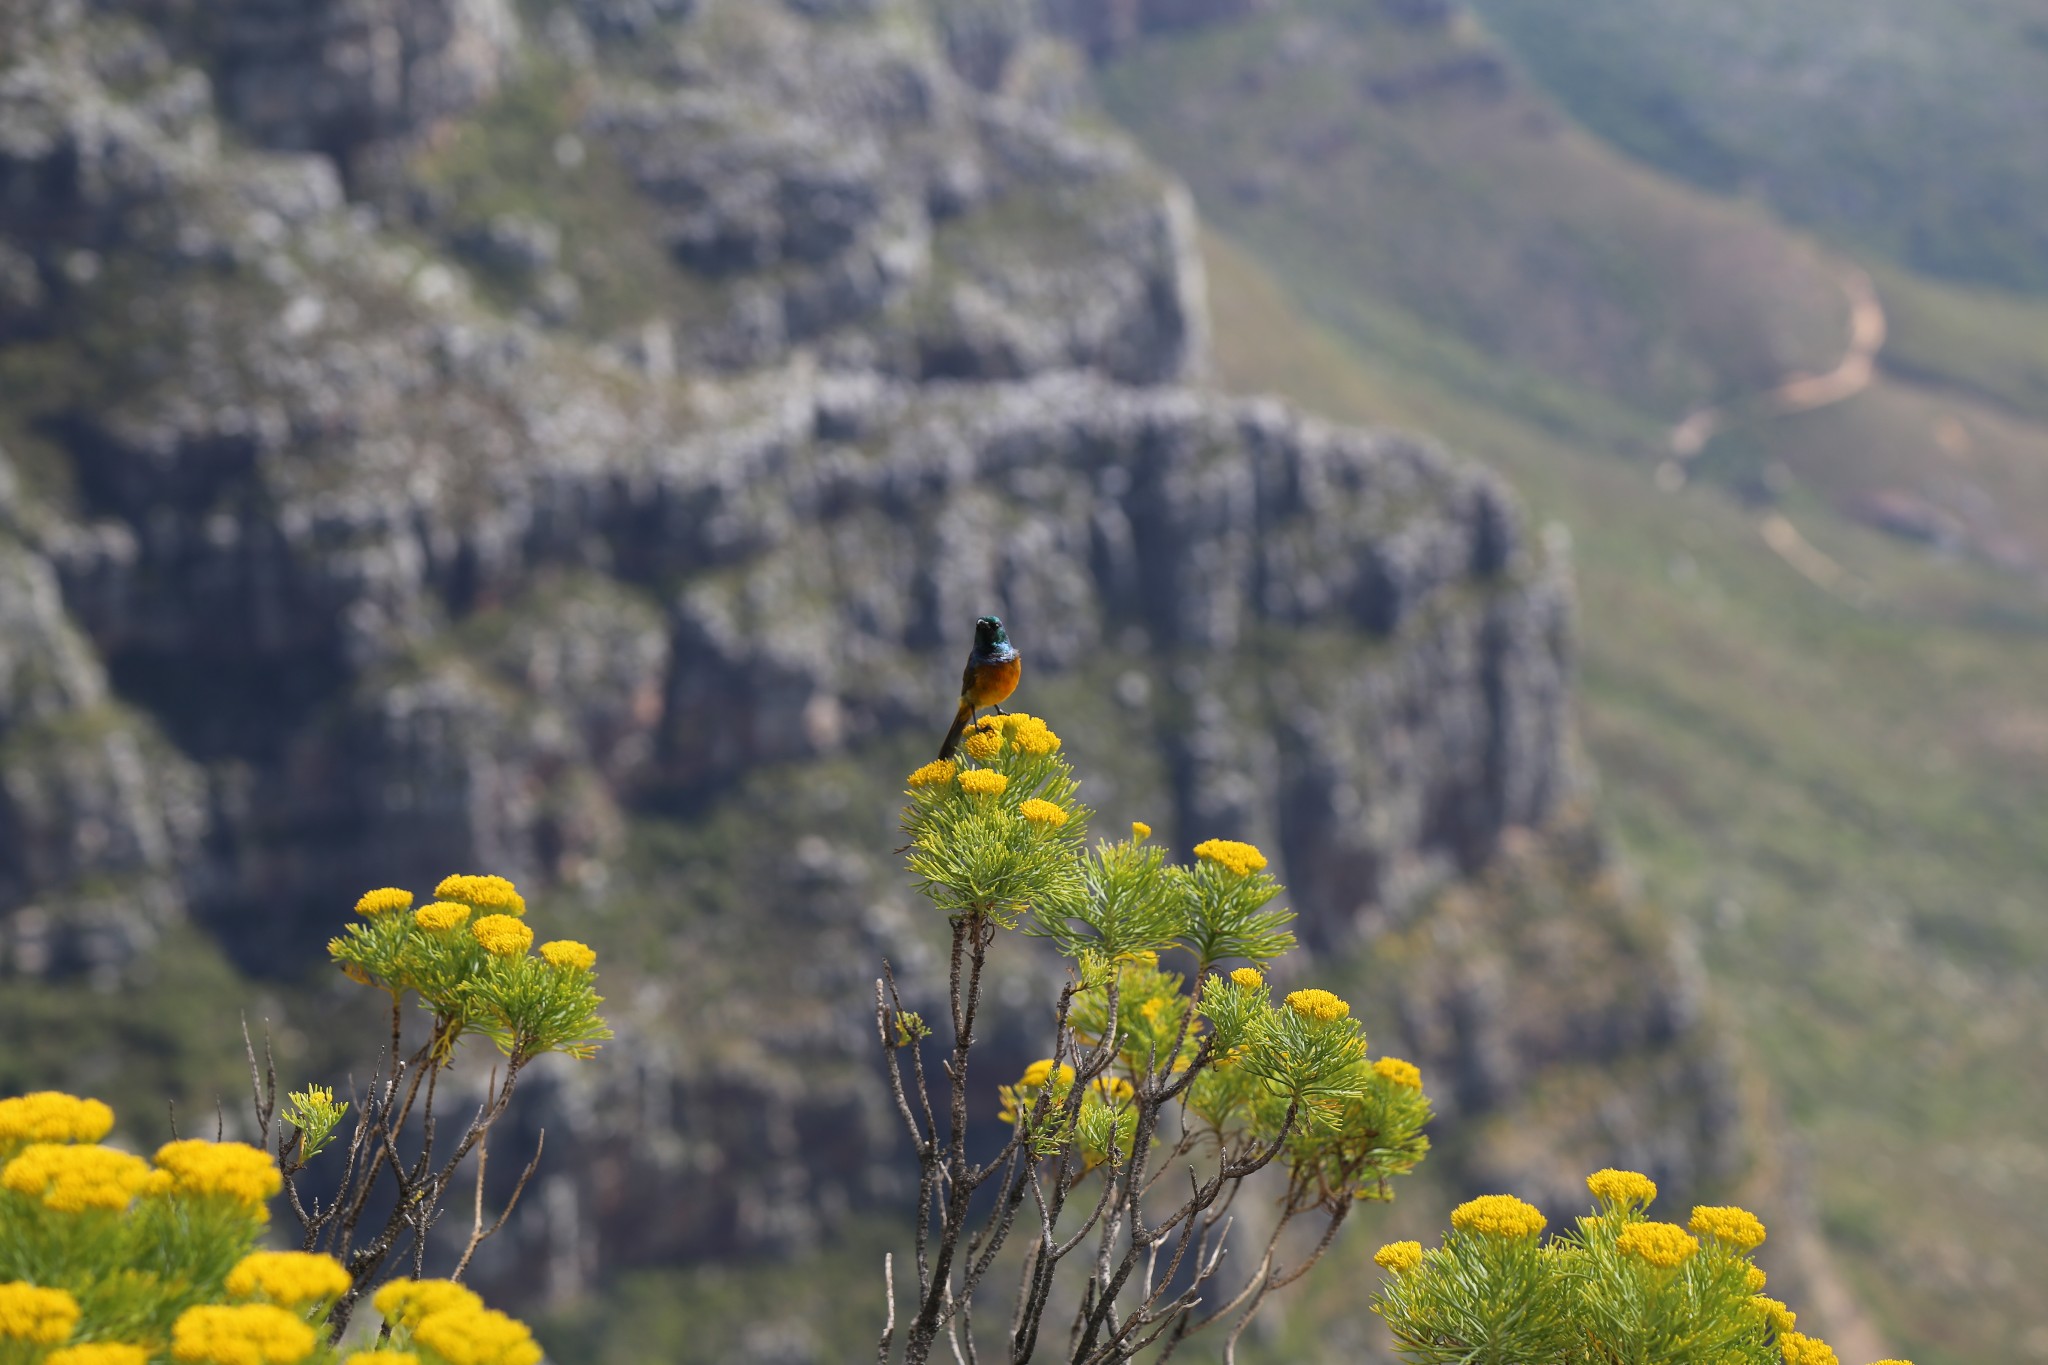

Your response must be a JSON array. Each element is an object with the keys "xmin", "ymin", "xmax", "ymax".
[
  {"xmin": 1464, "ymin": 0, "xmax": 2048, "ymax": 293},
  {"xmin": 1107, "ymin": 13, "xmax": 2048, "ymax": 1347}
]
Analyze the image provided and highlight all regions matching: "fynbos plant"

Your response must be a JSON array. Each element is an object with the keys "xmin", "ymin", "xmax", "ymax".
[
  {"xmin": 1371, "ymin": 1170, "xmax": 1915, "ymax": 1365},
  {"xmin": 877, "ymin": 714, "xmax": 1432, "ymax": 1364},
  {"xmin": 2, "ymin": 870, "xmax": 605, "ymax": 1364}
]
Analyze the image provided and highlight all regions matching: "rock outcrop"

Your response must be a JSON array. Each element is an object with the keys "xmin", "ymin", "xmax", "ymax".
[{"xmin": 0, "ymin": 0, "xmax": 1731, "ymax": 1325}]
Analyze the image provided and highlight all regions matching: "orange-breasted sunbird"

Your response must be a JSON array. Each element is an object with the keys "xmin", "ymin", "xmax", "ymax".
[{"xmin": 939, "ymin": 615, "xmax": 1021, "ymax": 759}]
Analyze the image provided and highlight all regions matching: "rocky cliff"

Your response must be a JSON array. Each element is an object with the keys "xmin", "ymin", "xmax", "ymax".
[{"xmin": 0, "ymin": 0, "xmax": 1742, "ymax": 1341}]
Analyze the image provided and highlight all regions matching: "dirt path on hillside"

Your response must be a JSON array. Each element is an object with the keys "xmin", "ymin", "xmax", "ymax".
[{"xmin": 1670, "ymin": 266, "xmax": 1886, "ymax": 459}]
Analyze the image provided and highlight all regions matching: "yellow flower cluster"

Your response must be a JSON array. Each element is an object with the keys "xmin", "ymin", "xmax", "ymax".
[
  {"xmin": 1131, "ymin": 821, "xmax": 1151, "ymax": 841},
  {"xmin": 1586, "ymin": 1168, "xmax": 1658, "ymax": 1208},
  {"xmin": 0, "ymin": 1281, "xmax": 79, "ymax": 1343},
  {"xmin": 957, "ymin": 769, "xmax": 1008, "ymax": 796},
  {"xmin": 414, "ymin": 902, "xmax": 471, "ymax": 932},
  {"xmin": 1373, "ymin": 1241, "xmax": 1423, "ymax": 1273},
  {"xmin": 471, "ymin": 915, "xmax": 533, "ymax": 958},
  {"xmin": 170, "ymin": 1303, "xmax": 316, "ymax": 1365},
  {"xmin": 436, "ymin": 875, "xmax": 525, "ymax": 917},
  {"xmin": 0, "ymin": 1092, "xmax": 115, "ymax": 1144},
  {"xmin": 1192, "ymin": 839, "xmax": 1267, "ymax": 876},
  {"xmin": 540, "ymin": 940, "xmax": 597, "ymax": 971},
  {"xmin": 1778, "ymin": 1331, "xmax": 1839, "ymax": 1365},
  {"xmin": 907, "ymin": 759, "xmax": 956, "ymax": 789},
  {"xmin": 960, "ymin": 729, "xmax": 1004, "ymax": 762},
  {"xmin": 1615, "ymin": 1220, "xmax": 1699, "ymax": 1268},
  {"xmin": 1750, "ymin": 1296, "xmax": 1796, "ymax": 1334},
  {"xmin": 1284, "ymin": 988, "xmax": 1350, "ymax": 1023},
  {"xmin": 411, "ymin": 1306, "xmax": 542, "ymax": 1365},
  {"xmin": 373, "ymin": 1282, "xmax": 539, "ymax": 1365},
  {"xmin": 373, "ymin": 1278, "xmax": 483, "ymax": 1329},
  {"xmin": 1747, "ymin": 1265, "xmax": 1768, "ymax": 1292},
  {"xmin": 981, "ymin": 713, "xmax": 1061, "ymax": 756},
  {"xmin": 224, "ymin": 1250, "xmax": 350, "ymax": 1305},
  {"xmin": 153, "ymin": 1140, "xmax": 282, "ymax": 1213},
  {"xmin": 354, "ymin": 888, "xmax": 414, "ymax": 918},
  {"xmin": 1865, "ymin": 1360, "xmax": 1915, "ymax": 1364},
  {"xmin": 1229, "ymin": 967, "xmax": 1263, "ymax": 989},
  {"xmin": 49, "ymin": 1345, "xmax": 150, "ymax": 1365},
  {"xmin": 998, "ymin": 1059, "xmax": 1078, "ymax": 1124},
  {"xmin": 1, "ymin": 1142, "xmax": 154, "ymax": 1212},
  {"xmin": 1689, "ymin": 1204, "xmax": 1767, "ymax": 1249},
  {"xmin": 1372, "ymin": 1056, "xmax": 1423, "ymax": 1091},
  {"xmin": 1450, "ymin": 1194, "xmax": 1547, "ymax": 1239},
  {"xmin": 1018, "ymin": 798, "xmax": 1067, "ymax": 827}
]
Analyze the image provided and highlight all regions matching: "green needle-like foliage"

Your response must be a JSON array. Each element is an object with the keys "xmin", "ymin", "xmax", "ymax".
[
  {"xmin": 882, "ymin": 712, "xmax": 1432, "ymax": 1364},
  {"xmin": 1372, "ymin": 1175, "xmax": 1871, "ymax": 1365}
]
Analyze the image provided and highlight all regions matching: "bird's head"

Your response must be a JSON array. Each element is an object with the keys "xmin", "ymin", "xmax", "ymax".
[{"xmin": 974, "ymin": 616, "xmax": 1009, "ymax": 649}]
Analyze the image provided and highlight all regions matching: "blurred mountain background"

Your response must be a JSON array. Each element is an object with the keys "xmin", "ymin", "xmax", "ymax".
[{"xmin": 1, "ymin": 1, "xmax": 2043, "ymax": 1362}]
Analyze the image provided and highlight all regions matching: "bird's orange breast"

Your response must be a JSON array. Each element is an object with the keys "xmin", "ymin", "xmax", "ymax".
[{"xmin": 964, "ymin": 654, "xmax": 1021, "ymax": 708}]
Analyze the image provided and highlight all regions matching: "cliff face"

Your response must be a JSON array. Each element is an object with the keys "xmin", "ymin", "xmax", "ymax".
[{"xmin": 0, "ymin": 0, "xmax": 1733, "ymax": 1327}]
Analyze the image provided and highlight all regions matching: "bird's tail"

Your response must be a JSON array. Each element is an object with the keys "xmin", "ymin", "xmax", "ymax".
[{"xmin": 938, "ymin": 698, "xmax": 974, "ymax": 760}]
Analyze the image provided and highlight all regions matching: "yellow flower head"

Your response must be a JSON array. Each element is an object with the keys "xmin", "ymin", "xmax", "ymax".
[
  {"xmin": 411, "ymin": 1307, "xmax": 542, "ymax": 1365},
  {"xmin": 374, "ymin": 1279, "xmax": 483, "ymax": 1330},
  {"xmin": 1018, "ymin": 798, "xmax": 1068, "ymax": 827},
  {"xmin": 0, "ymin": 1092, "xmax": 115, "ymax": 1144},
  {"xmin": 1373, "ymin": 1240, "xmax": 1424, "ymax": 1274},
  {"xmin": 153, "ymin": 1140, "xmax": 281, "ymax": 1213},
  {"xmin": 413, "ymin": 902, "xmax": 471, "ymax": 932},
  {"xmin": 0, "ymin": 1282, "xmax": 80, "ymax": 1344},
  {"xmin": 1750, "ymin": 1296, "xmax": 1796, "ymax": 1334},
  {"xmin": 540, "ymin": 940, "xmax": 597, "ymax": 971},
  {"xmin": 908, "ymin": 759, "xmax": 957, "ymax": 789},
  {"xmin": 957, "ymin": 769, "xmax": 1008, "ymax": 797},
  {"xmin": 1746, "ymin": 1264, "xmax": 1768, "ymax": 1291},
  {"xmin": 171, "ymin": 1303, "xmax": 317, "ymax": 1365},
  {"xmin": 1587, "ymin": 1168, "xmax": 1658, "ymax": 1209},
  {"xmin": 960, "ymin": 729, "xmax": 1004, "ymax": 762},
  {"xmin": 1863, "ymin": 1360, "xmax": 1914, "ymax": 1364},
  {"xmin": 1372, "ymin": 1056, "xmax": 1423, "ymax": 1091},
  {"xmin": 1689, "ymin": 1204, "xmax": 1766, "ymax": 1249},
  {"xmin": 49, "ymin": 1346, "xmax": 151, "ymax": 1365},
  {"xmin": 344, "ymin": 1355, "xmax": 419, "ymax": 1365},
  {"xmin": 1778, "ymin": 1332, "xmax": 1838, "ymax": 1365},
  {"xmin": 353, "ymin": 888, "xmax": 413, "ymax": 918},
  {"xmin": 1615, "ymin": 1220, "xmax": 1699, "ymax": 1268},
  {"xmin": 1450, "ymin": 1193, "xmax": 1547, "ymax": 1239},
  {"xmin": 1132, "ymin": 821, "xmax": 1151, "ymax": 841},
  {"xmin": 1010, "ymin": 717, "xmax": 1061, "ymax": 756},
  {"xmin": 471, "ymin": 914, "xmax": 533, "ymax": 958},
  {"xmin": 1193, "ymin": 839, "xmax": 1267, "ymax": 876},
  {"xmin": 224, "ymin": 1250, "xmax": 351, "ymax": 1305},
  {"xmin": 1229, "ymin": 967, "xmax": 1263, "ymax": 989},
  {"xmin": 1018, "ymin": 1060, "xmax": 1075, "ymax": 1090},
  {"xmin": 435, "ymin": 874, "xmax": 525, "ymax": 916},
  {"xmin": 1284, "ymin": 988, "xmax": 1350, "ymax": 1023},
  {"xmin": 2, "ymin": 1142, "xmax": 153, "ymax": 1212}
]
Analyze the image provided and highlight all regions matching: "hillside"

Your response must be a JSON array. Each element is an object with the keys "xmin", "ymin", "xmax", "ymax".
[
  {"xmin": 0, "ymin": 2, "xmax": 1768, "ymax": 1362},
  {"xmin": 1089, "ymin": 5, "xmax": 2048, "ymax": 1362},
  {"xmin": 1463, "ymin": 0, "xmax": 2048, "ymax": 294}
]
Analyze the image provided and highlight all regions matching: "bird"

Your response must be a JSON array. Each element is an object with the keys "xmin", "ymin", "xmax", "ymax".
[{"xmin": 939, "ymin": 615, "xmax": 1022, "ymax": 759}]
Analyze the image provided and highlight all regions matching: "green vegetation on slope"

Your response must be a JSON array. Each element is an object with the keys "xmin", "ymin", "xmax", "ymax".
[
  {"xmin": 1464, "ymin": 0, "xmax": 2048, "ymax": 293},
  {"xmin": 1197, "ymin": 223, "xmax": 2048, "ymax": 1365},
  {"xmin": 1093, "ymin": 0, "xmax": 1848, "ymax": 420}
]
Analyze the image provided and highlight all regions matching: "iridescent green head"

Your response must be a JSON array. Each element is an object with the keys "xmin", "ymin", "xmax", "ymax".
[{"xmin": 974, "ymin": 616, "xmax": 1010, "ymax": 651}]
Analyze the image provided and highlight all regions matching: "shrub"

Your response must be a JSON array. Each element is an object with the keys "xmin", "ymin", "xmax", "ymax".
[
  {"xmin": 879, "ymin": 715, "xmax": 1432, "ymax": 1363},
  {"xmin": 0, "ymin": 870, "xmax": 607, "ymax": 1363}
]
